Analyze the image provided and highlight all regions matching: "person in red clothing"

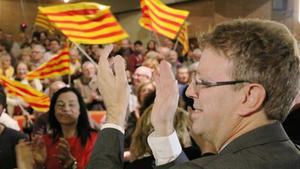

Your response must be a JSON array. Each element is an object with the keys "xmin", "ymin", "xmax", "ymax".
[{"xmin": 32, "ymin": 87, "xmax": 98, "ymax": 169}]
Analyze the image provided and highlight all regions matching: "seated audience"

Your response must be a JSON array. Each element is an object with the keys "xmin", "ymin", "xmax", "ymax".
[{"xmin": 74, "ymin": 61, "xmax": 105, "ymax": 110}]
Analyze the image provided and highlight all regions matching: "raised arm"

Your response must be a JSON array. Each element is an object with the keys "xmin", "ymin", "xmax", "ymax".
[
  {"xmin": 148, "ymin": 61, "xmax": 189, "ymax": 167},
  {"xmin": 87, "ymin": 44, "xmax": 129, "ymax": 169}
]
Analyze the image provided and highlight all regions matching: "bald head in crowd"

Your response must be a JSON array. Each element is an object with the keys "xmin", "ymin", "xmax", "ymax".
[
  {"xmin": 192, "ymin": 48, "xmax": 202, "ymax": 61},
  {"xmin": 48, "ymin": 81, "xmax": 67, "ymax": 98},
  {"xmin": 157, "ymin": 46, "xmax": 170, "ymax": 62},
  {"xmin": 31, "ymin": 44, "xmax": 45, "ymax": 63},
  {"xmin": 132, "ymin": 66, "xmax": 152, "ymax": 87},
  {"xmin": 82, "ymin": 61, "xmax": 97, "ymax": 79}
]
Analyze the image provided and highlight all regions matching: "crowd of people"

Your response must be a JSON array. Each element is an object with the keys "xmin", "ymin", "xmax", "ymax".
[{"xmin": 1, "ymin": 18, "xmax": 300, "ymax": 169}]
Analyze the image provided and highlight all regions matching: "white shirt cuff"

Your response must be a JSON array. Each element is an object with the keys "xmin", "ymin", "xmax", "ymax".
[
  {"xmin": 101, "ymin": 123, "xmax": 125, "ymax": 134},
  {"xmin": 147, "ymin": 131, "xmax": 182, "ymax": 166}
]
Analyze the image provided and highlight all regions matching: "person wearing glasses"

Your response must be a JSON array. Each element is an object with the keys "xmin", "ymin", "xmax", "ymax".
[{"xmin": 87, "ymin": 18, "xmax": 300, "ymax": 169}]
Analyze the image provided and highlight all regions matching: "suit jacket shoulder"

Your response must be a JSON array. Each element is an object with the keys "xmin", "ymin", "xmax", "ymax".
[
  {"xmin": 87, "ymin": 128, "xmax": 124, "ymax": 169},
  {"xmin": 157, "ymin": 122, "xmax": 300, "ymax": 169}
]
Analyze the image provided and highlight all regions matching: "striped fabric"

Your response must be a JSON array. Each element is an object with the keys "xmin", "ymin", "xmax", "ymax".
[
  {"xmin": 26, "ymin": 47, "xmax": 71, "ymax": 80},
  {"xmin": 139, "ymin": 0, "xmax": 189, "ymax": 39},
  {"xmin": 35, "ymin": 11, "xmax": 55, "ymax": 32},
  {"xmin": 178, "ymin": 23, "xmax": 189, "ymax": 55},
  {"xmin": 0, "ymin": 75, "xmax": 50, "ymax": 112},
  {"xmin": 38, "ymin": 2, "xmax": 128, "ymax": 44}
]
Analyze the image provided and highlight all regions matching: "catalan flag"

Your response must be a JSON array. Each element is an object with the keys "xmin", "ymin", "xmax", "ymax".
[
  {"xmin": 38, "ymin": 2, "xmax": 128, "ymax": 44},
  {"xmin": 178, "ymin": 23, "xmax": 189, "ymax": 55},
  {"xmin": 139, "ymin": 0, "xmax": 189, "ymax": 39},
  {"xmin": 35, "ymin": 11, "xmax": 55, "ymax": 33},
  {"xmin": 0, "ymin": 75, "xmax": 50, "ymax": 112},
  {"xmin": 26, "ymin": 47, "xmax": 71, "ymax": 80}
]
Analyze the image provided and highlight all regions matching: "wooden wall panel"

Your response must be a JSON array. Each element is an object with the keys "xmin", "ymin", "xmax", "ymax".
[
  {"xmin": 1, "ymin": 0, "xmax": 300, "ymax": 42},
  {"xmin": 0, "ymin": 0, "xmax": 38, "ymax": 34}
]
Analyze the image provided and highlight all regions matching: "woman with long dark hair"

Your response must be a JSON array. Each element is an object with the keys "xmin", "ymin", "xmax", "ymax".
[{"xmin": 33, "ymin": 87, "xmax": 98, "ymax": 169}]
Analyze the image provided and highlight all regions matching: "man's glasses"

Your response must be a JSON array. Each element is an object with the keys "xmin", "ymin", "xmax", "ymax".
[{"xmin": 192, "ymin": 74, "xmax": 250, "ymax": 88}]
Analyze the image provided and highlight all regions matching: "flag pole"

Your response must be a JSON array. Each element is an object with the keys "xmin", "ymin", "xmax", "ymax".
[
  {"xmin": 18, "ymin": 103, "xmax": 30, "ymax": 116},
  {"xmin": 173, "ymin": 21, "xmax": 185, "ymax": 51},
  {"xmin": 73, "ymin": 42, "xmax": 97, "ymax": 66},
  {"xmin": 67, "ymin": 41, "xmax": 72, "ymax": 86},
  {"xmin": 153, "ymin": 32, "xmax": 161, "ymax": 47}
]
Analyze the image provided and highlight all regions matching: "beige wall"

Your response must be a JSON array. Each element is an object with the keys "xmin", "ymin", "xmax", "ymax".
[
  {"xmin": 0, "ymin": 0, "xmax": 38, "ymax": 33},
  {"xmin": 116, "ymin": 0, "xmax": 273, "ymax": 43},
  {"xmin": 1, "ymin": 0, "xmax": 300, "ymax": 42}
]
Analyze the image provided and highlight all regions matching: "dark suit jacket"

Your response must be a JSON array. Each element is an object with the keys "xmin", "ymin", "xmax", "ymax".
[
  {"xmin": 87, "ymin": 128, "xmax": 124, "ymax": 169},
  {"xmin": 156, "ymin": 122, "xmax": 300, "ymax": 169}
]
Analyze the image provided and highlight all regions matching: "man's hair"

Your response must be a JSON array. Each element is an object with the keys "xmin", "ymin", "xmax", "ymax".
[
  {"xmin": 206, "ymin": 19, "xmax": 300, "ymax": 121},
  {"xmin": 48, "ymin": 87, "xmax": 95, "ymax": 146},
  {"xmin": 49, "ymin": 38, "xmax": 60, "ymax": 45},
  {"xmin": 32, "ymin": 44, "xmax": 46, "ymax": 53},
  {"xmin": 134, "ymin": 40, "xmax": 143, "ymax": 46}
]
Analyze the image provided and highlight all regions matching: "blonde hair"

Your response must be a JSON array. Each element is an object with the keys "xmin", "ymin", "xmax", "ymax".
[
  {"xmin": 130, "ymin": 105, "xmax": 191, "ymax": 161},
  {"xmin": 142, "ymin": 58, "xmax": 159, "ymax": 73}
]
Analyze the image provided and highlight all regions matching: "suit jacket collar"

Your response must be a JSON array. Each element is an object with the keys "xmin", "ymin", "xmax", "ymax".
[{"xmin": 219, "ymin": 121, "xmax": 289, "ymax": 155}]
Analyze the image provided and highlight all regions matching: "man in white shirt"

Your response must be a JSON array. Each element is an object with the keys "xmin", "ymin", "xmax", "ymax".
[{"xmin": 88, "ymin": 19, "xmax": 300, "ymax": 169}]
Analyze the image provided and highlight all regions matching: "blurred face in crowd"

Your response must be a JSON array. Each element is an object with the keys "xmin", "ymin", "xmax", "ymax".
[
  {"xmin": 138, "ymin": 82, "xmax": 156, "ymax": 104},
  {"xmin": 163, "ymin": 38, "xmax": 174, "ymax": 49},
  {"xmin": 31, "ymin": 45, "xmax": 44, "ymax": 62},
  {"xmin": 40, "ymin": 32, "xmax": 47, "ymax": 41},
  {"xmin": 134, "ymin": 43, "xmax": 144, "ymax": 54},
  {"xmin": 186, "ymin": 47, "xmax": 242, "ymax": 143},
  {"xmin": 5, "ymin": 33, "xmax": 13, "ymax": 42},
  {"xmin": 20, "ymin": 48, "xmax": 31, "ymax": 63},
  {"xmin": 133, "ymin": 66, "xmax": 152, "ymax": 87},
  {"xmin": 82, "ymin": 62, "xmax": 96, "ymax": 79},
  {"xmin": 16, "ymin": 63, "xmax": 29, "ymax": 79},
  {"xmin": 91, "ymin": 45, "xmax": 100, "ymax": 54},
  {"xmin": 147, "ymin": 40, "xmax": 156, "ymax": 51},
  {"xmin": 192, "ymin": 49, "xmax": 202, "ymax": 62},
  {"xmin": 55, "ymin": 91, "xmax": 80, "ymax": 126},
  {"xmin": 176, "ymin": 67, "xmax": 189, "ymax": 84},
  {"xmin": 157, "ymin": 47, "xmax": 170, "ymax": 61},
  {"xmin": 70, "ymin": 48, "xmax": 81, "ymax": 63},
  {"xmin": 121, "ymin": 39, "xmax": 131, "ymax": 49},
  {"xmin": 167, "ymin": 50, "xmax": 178, "ymax": 64},
  {"xmin": 49, "ymin": 81, "xmax": 67, "ymax": 98},
  {"xmin": 49, "ymin": 40, "xmax": 60, "ymax": 53},
  {"xmin": 1, "ymin": 55, "xmax": 11, "ymax": 69}
]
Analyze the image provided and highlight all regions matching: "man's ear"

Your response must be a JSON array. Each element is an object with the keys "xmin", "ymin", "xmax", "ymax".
[{"xmin": 239, "ymin": 83, "xmax": 266, "ymax": 117}]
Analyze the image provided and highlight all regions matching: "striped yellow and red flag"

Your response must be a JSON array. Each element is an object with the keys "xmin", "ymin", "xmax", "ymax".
[
  {"xmin": 0, "ymin": 75, "xmax": 50, "ymax": 112},
  {"xmin": 26, "ymin": 47, "xmax": 71, "ymax": 80},
  {"xmin": 139, "ymin": 0, "xmax": 189, "ymax": 39},
  {"xmin": 38, "ymin": 2, "xmax": 128, "ymax": 44},
  {"xmin": 178, "ymin": 23, "xmax": 189, "ymax": 55},
  {"xmin": 35, "ymin": 11, "xmax": 56, "ymax": 33}
]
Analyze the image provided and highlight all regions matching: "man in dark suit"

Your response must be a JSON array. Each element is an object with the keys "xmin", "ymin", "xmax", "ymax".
[{"xmin": 89, "ymin": 19, "xmax": 300, "ymax": 169}]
